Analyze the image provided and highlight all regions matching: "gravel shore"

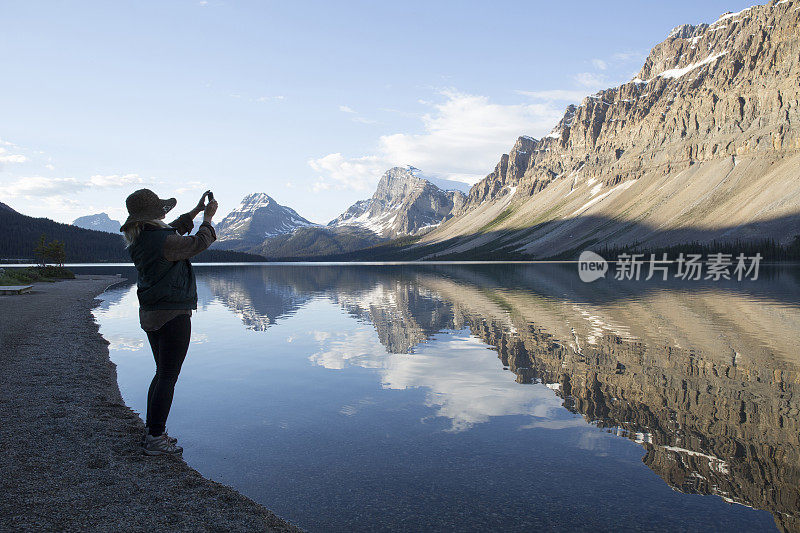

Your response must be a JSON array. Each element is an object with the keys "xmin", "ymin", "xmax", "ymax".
[{"xmin": 0, "ymin": 275, "xmax": 301, "ymax": 532}]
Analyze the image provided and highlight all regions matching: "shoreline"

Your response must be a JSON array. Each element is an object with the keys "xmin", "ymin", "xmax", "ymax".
[{"xmin": 0, "ymin": 275, "xmax": 301, "ymax": 532}]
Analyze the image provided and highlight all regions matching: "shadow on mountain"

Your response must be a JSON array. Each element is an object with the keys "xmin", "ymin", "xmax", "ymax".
[{"xmin": 308, "ymin": 212, "xmax": 800, "ymax": 262}]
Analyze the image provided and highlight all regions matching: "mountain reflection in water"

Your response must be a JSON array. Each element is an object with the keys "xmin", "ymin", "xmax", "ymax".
[{"xmin": 93, "ymin": 264, "xmax": 800, "ymax": 532}]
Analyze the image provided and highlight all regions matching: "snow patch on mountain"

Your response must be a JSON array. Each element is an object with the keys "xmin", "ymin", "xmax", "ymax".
[
  {"xmin": 651, "ymin": 51, "xmax": 728, "ymax": 80},
  {"xmin": 72, "ymin": 213, "xmax": 123, "ymax": 233},
  {"xmin": 216, "ymin": 193, "xmax": 317, "ymax": 245},
  {"xmin": 329, "ymin": 166, "xmax": 467, "ymax": 238}
]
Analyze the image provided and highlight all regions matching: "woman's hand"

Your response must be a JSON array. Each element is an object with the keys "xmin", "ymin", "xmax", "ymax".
[
  {"xmin": 191, "ymin": 191, "xmax": 211, "ymax": 216},
  {"xmin": 203, "ymin": 199, "xmax": 218, "ymax": 222}
]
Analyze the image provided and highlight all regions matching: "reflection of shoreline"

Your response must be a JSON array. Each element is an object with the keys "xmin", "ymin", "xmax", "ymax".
[
  {"xmin": 423, "ymin": 274, "xmax": 800, "ymax": 533},
  {"xmin": 194, "ymin": 264, "xmax": 800, "ymax": 532},
  {"xmin": 324, "ymin": 268, "xmax": 800, "ymax": 531}
]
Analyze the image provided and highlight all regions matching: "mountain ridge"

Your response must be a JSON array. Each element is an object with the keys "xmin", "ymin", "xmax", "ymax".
[
  {"xmin": 329, "ymin": 166, "xmax": 466, "ymax": 238},
  {"xmin": 220, "ymin": 166, "xmax": 468, "ymax": 258},
  {"xmin": 0, "ymin": 202, "xmax": 268, "ymax": 263},
  {"xmin": 72, "ymin": 213, "xmax": 122, "ymax": 234},
  {"xmin": 412, "ymin": 0, "xmax": 800, "ymax": 259},
  {"xmin": 215, "ymin": 193, "xmax": 317, "ymax": 248}
]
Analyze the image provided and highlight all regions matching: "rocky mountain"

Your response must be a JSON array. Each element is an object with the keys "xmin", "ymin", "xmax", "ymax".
[
  {"xmin": 72, "ymin": 213, "xmax": 122, "ymax": 234},
  {"xmin": 227, "ymin": 167, "xmax": 468, "ymax": 259},
  {"xmin": 413, "ymin": 0, "xmax": 800, "ymax": 259},
  {"xmin": 215, "ymin": 193, "xmax": 317, "ymax": 248},
  {"xmin": 330, "ymin": 166, "xmax": 467, "ymax": 238}
]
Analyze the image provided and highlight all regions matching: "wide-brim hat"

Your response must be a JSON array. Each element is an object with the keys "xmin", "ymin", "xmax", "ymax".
[{"xmin": 120, "ymin": 188, "xmax": 177, "ymax": 231}]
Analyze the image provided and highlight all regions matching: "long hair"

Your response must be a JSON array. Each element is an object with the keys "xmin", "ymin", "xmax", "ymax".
[{"xmin": 123, "ymin": 219, "xmax": 170, "ymax": 248}]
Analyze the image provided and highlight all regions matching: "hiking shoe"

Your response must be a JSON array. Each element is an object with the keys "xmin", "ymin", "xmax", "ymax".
[
  {"xmin": 142, "ymin": 427, "xmax": 178, "ymax": 445},
  {"xmin": 142, "ymin": 433, "xmax": 183, "ymax": 456}
]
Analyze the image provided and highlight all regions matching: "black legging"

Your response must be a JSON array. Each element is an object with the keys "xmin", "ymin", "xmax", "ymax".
[{"xmin": 145, "ymin": 314, "xmax": 191, "ymax": 437}]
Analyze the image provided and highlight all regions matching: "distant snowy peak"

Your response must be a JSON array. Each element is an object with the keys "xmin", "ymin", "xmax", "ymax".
[
  {"xmin": 72, "ymin": 213, "xmax": 122, "ymax": 233},
  {"xmin": 237, "ymin": 192, "xmax": 275, "ymax": 211},
  {"xmin": 215, "ymin": 192, "xmax": 317, "ymax": 245},
  {"xmin": 329, "ymin": 166, "xmax": 466, "ymax": 238},
  {"xmin": 401, "ymin": 165, "xmax": 471, "ymax": 194}
]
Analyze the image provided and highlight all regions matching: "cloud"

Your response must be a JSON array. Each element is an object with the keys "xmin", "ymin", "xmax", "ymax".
[
  {"xmin": 587, "ymin": 50, "xmax": 648, "ymax": 87},
  {"xmin": 0, "ymin": 176, "xmax": 85, "ymax": 197},
  {"xmin": 515, "ymin": 89, "xmax": 592, "ymax": 102},
  {"xmin": 88, "ymin": 173, "xmax": 145, "ymax": 187},
  {"xmin": 0, "ymin": 173, "xmax": 149, "ymax": 199},
  {"xmin": 106, "ymin": 334, "xmax": 145, "ymax": 352},
  {"xmin": 378, "ymin": 89, "xmax": 561, "ymax": 175},
  {"xmin": 174, "ymin": 180, "xmax": 208, "ymax": 194},
  {"xmin": 309, "ymin": 88, "xmax": 564, "ymax": 190},
  {"xmin": 0, "ymin": 147, "xmax": 29, "ymax": 164},
  {"xmin": 255, "ymin": 95, "xmax": 285, "ymax": 102},
  {"xmin": 309, "ymin": 327, "xmax": 567, "ymax": 432},
  {"xmin": 32, "ymin": 195, "xmax": 91, "ymax": 219},
  {"xmin": 0, "ymin": 154, "xmax": 28, "ymax": 163},
  {"xmin": 612, "ymin": 50, "xmax": 645, "ymax": 62},
  {"xmin": 574, "ymin": 72, "xmax": 608, "ymax": 89},
  {"xmin": 309, "ymin": 328, "xmax": 386, "ymax": 370},
  {"xmin": 339, "ymin": 105, "xmax": 378, "ymax": 125},
  {"xmin": 308, "ymin": 152, "xmax": 386, "ymax": 191}
]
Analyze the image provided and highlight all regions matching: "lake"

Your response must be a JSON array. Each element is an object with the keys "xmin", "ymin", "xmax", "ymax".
[{"xmin": 85, "ymin": 263, "xmax": 800, "ymax": 532}]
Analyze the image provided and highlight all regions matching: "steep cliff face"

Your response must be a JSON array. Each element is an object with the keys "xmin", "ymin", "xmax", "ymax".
[
  {"xmin": 215, "ymin": 193, "xmax": 316, "ymax": 248},
  {"xmin": 330, "ymin": 166, "xmax": 466, "ymax": 238},
  {"xmin": 419, "ymin": 0, "xmax": 800, "ymax": 258}
]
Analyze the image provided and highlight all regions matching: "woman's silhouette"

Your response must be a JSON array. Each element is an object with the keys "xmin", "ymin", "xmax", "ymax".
[{"xmin": 120, "ymin": 189, "xmax": 217, "ymax": 455}]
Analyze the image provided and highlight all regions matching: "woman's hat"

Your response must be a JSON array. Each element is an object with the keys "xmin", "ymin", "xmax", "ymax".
[{"xmin": 120, "ymin": 189, "xmax": 177, "ymax": 231}]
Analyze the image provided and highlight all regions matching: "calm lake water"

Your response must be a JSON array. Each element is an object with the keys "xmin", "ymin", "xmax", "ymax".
[{"xmin": 85, "ymin": 263, "xmax": 800, "ymax": 532}]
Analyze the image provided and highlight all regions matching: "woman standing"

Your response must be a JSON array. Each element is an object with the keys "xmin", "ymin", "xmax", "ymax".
[{"xmin": 120, "ymin": 189, "xmax": 218, "ymax": 455}]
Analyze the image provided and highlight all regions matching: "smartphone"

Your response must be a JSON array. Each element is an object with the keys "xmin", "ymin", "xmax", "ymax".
[{"xmin": 207, "ymin": 191, "xmax": 214, "ymax": 202}]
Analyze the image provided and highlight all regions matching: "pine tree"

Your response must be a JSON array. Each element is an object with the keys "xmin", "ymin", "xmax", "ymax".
[
  {"xmin": 33, "ymin": 234, "xmax": 48, "ymax": 266},
  {"xmin": 45, "ymin": 240, "xmax": 66, "ymax": 266}
]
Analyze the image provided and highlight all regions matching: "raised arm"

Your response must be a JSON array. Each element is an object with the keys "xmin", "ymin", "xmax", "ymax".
[
  {"xmin": 163, "ymin": 196, "xmax": 218, "ymax": 261},
  {"xmin": 168, "ymin": 191, "xmax": 211, "ymax": 235}
]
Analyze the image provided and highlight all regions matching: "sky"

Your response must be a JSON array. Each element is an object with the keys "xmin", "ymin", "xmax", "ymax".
[{"xmin": 0, "ymin": 0, "xmax": 757, "ymax": 225}]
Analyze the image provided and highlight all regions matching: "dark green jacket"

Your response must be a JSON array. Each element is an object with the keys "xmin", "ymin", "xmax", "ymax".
[{"xmin": 129, "ymin": 226, "xmax": 198, "ymax": 311}]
